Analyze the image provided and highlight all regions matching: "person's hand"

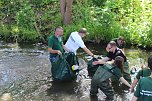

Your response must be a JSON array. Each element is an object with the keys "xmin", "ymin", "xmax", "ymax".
[
  {"xmin": 57, "ymin": 50, "xmax": 62, "ymax": 55},
  {"xmin": 98, "ymin": 60, "xmax": 105, "ymax": 64},
  {"xmin": 92, "ymin": 55, "xmax": 98, "ymax": 59},
  {"xmin": 130, "ymin": 87, "xmax": 134, "ymax": 93},
  {"xmin": 92, "ymin": 61, "xmax": 99, "ymax": 65},
  {"xmin": 141, "ymin": 64, "xmax": 145, "ymax": 69},
  {"xmin": 106, "ymin": 46, "xmax": 110, "ymax": 52}
]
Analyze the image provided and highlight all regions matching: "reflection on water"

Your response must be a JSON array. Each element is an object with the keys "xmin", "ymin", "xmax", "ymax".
[
  {"xmin": 47, "ymin": 81, "xmax": 79, "ymax": 101},
  {"xmin": 0, "ymin": 69, "xmax": 17, "ymax": 84},
  {"xmin": 0, "ymin": 41, "xmax": 152, "ymax": 101}
]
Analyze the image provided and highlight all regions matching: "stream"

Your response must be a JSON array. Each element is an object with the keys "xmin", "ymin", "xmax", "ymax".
[{"xmin": 0, "ymin": 41, "xmax": 152, "ymax": 101}]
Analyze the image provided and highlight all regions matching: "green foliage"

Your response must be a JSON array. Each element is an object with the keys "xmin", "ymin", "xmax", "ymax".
[
  {"xmin": 0, "ymin": 0, "xmax": 61, "ymax": 42},
  {"xmin": 92, "ymin": 0, "xmax": 107, "ymax": 6},
  {"xmin": 88, "ymin": 0, "xmax": 152, "ymax": 48},
  {"xmin": 139, "ymin": 25, "xmax": 152, "ymax": 48},
  {"xmin": 0, "ymin": 0, "xmax": 152, "ymax": 48},
  {"xmin": 18, "ymin": 28, "xmax": 38, "ymax": 42},
  {"xmin": 16, "ymin": 1, "xmax": 35, "ymax": 29},
  {"xmin": 0, "ymin": 24, "xmax": 12, "ymax": 40}
]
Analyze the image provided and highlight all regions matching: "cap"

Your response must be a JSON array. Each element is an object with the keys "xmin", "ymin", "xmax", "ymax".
[{"xmin": 79, "ymin": 28, "xmax": 89, "ymax": 35}]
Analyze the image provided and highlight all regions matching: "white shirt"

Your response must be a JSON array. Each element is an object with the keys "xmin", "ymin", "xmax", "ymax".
[{"xmin": 65, "ymin": 32, "xmax": 86, "ymax": 54}]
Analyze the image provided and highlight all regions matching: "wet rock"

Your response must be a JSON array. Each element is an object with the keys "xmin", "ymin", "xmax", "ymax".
[{"xmin": 0, "ymin": 93, "xmax": 13, "ymax": 101}]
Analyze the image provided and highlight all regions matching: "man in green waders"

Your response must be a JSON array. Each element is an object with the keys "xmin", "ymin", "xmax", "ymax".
[
  {"xmin": 48, "ymin": 26, "xmax": 70, "ymax": 63},
  {"xmin": 93, "ymin": 41, "xmax": 131, "ymax": 85},
  {"xmin": 90, "ymin": 56, "xmax": 131, "ymax": 100},
  {"xmin": 48, "ymin": 26, "xmax": 73, "ymax": 81}
]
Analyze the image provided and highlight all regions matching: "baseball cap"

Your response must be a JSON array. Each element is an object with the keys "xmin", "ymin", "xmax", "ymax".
[{"xmin": 79, "ymin": 28, "xmax": 89, "ymax": 35}]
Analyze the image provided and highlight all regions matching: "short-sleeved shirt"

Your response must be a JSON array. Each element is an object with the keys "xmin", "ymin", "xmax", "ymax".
[
  {"xmin": 107, "ymin": 48, "xmax": 127, "ymax": 62},
  {"xmin": 112, "ymin": 38, "xmax": 125, "ymax": 49},
  {"xmin": 65, "ymin": 32, "xmax": 86, "ymax": 54},
  {"xmin": 136, "ymin": 68, "xmax": 151, "ymax": 80},
  {"xmin": 134, "ymin": 77, "xmax": 152, "ymax": 101},
  {"xmin": 48, "ymin": 34, "xmax": 64, "ymax": 56}
]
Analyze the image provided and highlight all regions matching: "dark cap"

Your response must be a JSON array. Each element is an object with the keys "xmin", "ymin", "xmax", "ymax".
[{"xmin": 79, "ymin": 28, "xmax": 89, "ymax": 35}]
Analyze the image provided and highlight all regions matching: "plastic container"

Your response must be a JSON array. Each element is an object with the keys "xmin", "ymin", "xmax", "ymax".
[{"xmin": 72, "ymin": 65, "xmax": 79, "ymax": 71}]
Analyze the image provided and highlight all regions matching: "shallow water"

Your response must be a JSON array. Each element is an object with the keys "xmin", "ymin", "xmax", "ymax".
[{"xmin": 0, "ymin": 41, "xmax": 152, "ymax": 101}]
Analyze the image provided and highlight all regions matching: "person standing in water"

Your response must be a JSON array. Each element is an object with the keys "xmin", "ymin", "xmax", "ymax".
[
  {"xmin": 90, "ymin": 56, "xmax": 131, "ymax": 100},
  {"xmin": 65, "ymin": 28, "xmax": 95, "ymax": 57},
  {"xmin": 131, "ymin": 55, "xmax": 152, "ymax": 101}
]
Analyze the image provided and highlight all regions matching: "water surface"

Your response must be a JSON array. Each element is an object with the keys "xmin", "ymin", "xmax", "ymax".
[{"xmin": 0, "ymin": 41, "xmax": 152, "ymax": 101}]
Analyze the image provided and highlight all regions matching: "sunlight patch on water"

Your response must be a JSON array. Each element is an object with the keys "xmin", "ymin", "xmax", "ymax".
[{"xmin": 0, "ymin": 69, "xmax": 17, "ymax": 85}]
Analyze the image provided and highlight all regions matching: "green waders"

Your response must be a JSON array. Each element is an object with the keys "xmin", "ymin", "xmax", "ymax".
[
  {"xmin": 111, "ymin": 61, "xmax": 131, "ymax": 89},
  {"xmin": 90, "ymin": 65, "xmax": 114, "ymax": 100},
  {"xmin": 87, "ymin": 58, "xmax": 101, "ymax": 78}
]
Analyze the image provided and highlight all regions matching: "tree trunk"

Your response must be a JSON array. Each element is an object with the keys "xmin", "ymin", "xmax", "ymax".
[
  {"xmin": 60, "ymin": 0, "xmax": 73, "ymax": 25},
  {"xmin": 60, "ymin": 0, "xmax": 66, "ymax": 22}
]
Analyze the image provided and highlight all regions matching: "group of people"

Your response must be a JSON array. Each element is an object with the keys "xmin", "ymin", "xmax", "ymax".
[
  {"xmin": 48, "ymin": 27, "xmax": 152, "ymax": 101},
  {"xmin": 48, "ymin": 26, "xmax": 94, "ymax": 61}
]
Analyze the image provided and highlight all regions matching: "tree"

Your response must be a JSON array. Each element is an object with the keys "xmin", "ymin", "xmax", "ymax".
[{"xmin": 60, "ymin": 0, "xmax": 73, "ymax": 25}]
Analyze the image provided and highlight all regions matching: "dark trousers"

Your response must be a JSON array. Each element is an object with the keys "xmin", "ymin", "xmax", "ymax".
[{"xmin": 90, "ymin": 79, "xmax": 114, "ymax": 100}]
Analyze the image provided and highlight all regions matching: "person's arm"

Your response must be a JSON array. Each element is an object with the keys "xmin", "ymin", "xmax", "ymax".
[
  {"xmin": 132, "ymin": 79, "xmax": 142, "ymax": 101},
  {"xmin": 62, "ymin": 44, "xmax": 71, "ymax": 52},
  {"xmin": 131, "ymin": 96, "xmax": 138, "ymax": 101},
  {"xmin": 122, "ymin": 48, "xmax": 125, "ymax": 52},
  {"xmin": 93, "ymin": 59, "xmax": 114, "ymax": 65},
  {"xmin": 130, "ymin": 69, "xmax": 143, "ymax": 92},
  {"xmin": 106, "ymin": 46, "xmax": 110, "ymax": 52},
  {"xmin": 119, "ymin": 77, "xmax": 131, "ymax": 88},
  {"xmin": 122, "ymin": 41, "xmax": 125, "ymax": 52},
  {"xmin": 93, "ymin": 60, "xmax": 106, "ymax": 65},
  {"xmin": 119, "ymin": 48, "xmax": 125, "ymax": 55},
  {"xmin": 102, "ymin": 57, "xmax": 110, "ymax": 62},
  {"xmin": 106, "ymin": 43, "xmax": 111, "ymax": 52},
  {"xmin": 48, "ymin": 48, "xmax": 61, "ymax": 55},
  {"xmin": 130, "ymin": 78, "xmax": 138, "ymax": 93},
  {"xmin": 106, "ymin": 59, "xmax": 114, "ymax": 64},
  {"xmin": 82, "ymin": 47, "xmax": 94, "ymax": 57}
]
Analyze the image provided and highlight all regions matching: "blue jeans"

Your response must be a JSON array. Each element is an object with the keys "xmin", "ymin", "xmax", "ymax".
[{"xmin": 49, "ymin": 55, "xmax": 59, "ymax": 63}]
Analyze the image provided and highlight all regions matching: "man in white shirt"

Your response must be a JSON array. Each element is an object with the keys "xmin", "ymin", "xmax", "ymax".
[{"xmin": 65, "ymin": 28, "xmax": 95, "ymax": 57}]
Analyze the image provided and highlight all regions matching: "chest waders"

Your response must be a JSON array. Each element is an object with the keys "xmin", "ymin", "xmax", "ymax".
[
  {"xmin": 90, "ymin": 64, "xmax": 116, "ymax": 100},
  {"xmin": 87, "ymin": 58, "xmax": 102, "ymax": 78},
  {"xmin": 92, "ymin": 64, "xmax": 114, "ymax": 82}
]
